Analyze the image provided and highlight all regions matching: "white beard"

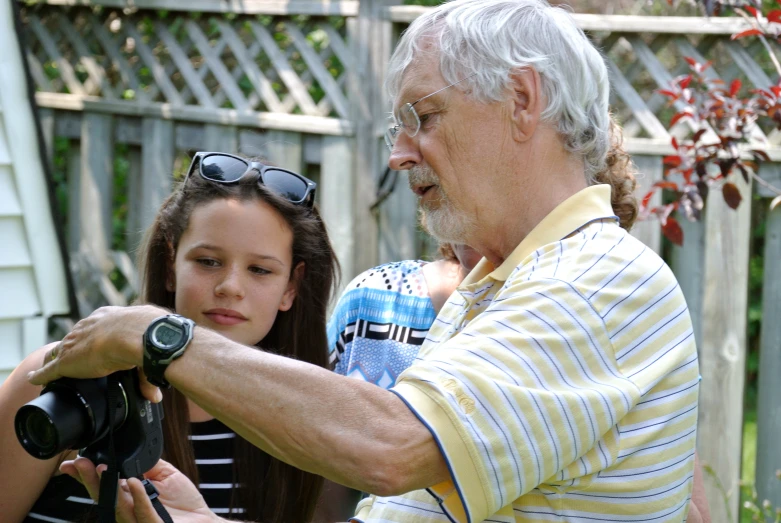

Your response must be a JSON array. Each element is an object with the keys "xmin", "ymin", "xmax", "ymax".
[
  {"xmin": 416, "ymin": 188, "xmax": 477, "ymax": 245},
  {"xmin": 409, "ymin": 166, "xmax": 477, "ymax": 244}
]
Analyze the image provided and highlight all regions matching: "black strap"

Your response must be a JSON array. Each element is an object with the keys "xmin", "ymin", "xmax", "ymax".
[
  {"xmin": 141, "ymin": 478, "xmax": 175, "ymax": 523},
  {"xmin": 95, "ymin": 378, "xmax": 174, "ymax": 522},
  {"xmin": 96, "ymin": 380, "xmax": 120, "ymax": 523}
]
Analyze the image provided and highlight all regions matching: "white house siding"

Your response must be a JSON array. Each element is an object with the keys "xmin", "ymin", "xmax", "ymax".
[{"xmin": 0, "ymin": 2, "xmax": 70, "ymax": 384}]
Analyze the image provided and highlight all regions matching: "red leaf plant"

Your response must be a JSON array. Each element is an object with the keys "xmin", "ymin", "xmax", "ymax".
[{"xmin": 643, "ymin": 0, "xmax": 781, "ymax": 245}]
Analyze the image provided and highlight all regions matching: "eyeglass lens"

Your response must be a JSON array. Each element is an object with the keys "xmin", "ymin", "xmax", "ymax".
[
  {"xmin": 200, "ymin": 155, "xmax": 309, "ymax": 202},
  {"xmin": 385, "ymin": 103, "xmax": 420, "ymax": 150}
]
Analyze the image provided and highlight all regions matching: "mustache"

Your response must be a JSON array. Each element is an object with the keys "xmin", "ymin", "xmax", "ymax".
[{"xmin": 408, "ymin": 166, "xmax": 439, "ymax": 188}]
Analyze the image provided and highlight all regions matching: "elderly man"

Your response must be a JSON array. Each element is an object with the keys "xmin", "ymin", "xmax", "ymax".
[{"xmin": 31, "ymin": 0, "xmax": 700, "ymax": 521}]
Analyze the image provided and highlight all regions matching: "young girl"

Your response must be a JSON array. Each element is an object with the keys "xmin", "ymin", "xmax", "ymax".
[{"xmin": 0, "ymin": 152, "xmax": 339, "ymax": 522}]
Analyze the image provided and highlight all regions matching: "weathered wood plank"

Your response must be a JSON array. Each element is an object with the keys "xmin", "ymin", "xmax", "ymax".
[
  {"xmin": 37, "ymin": 0, "xmax": 360, "ymax": 16},
  {"xmin": 238, "ymin": 129, "xmax": 268, "ymax": 159},
  {"xmin": 176, "ymin": 123, "xmax": 206, "ymax": 152},
  {"xmin": 38, "ymin": 108, "xmax": 55, "ymax": 168},
  {"xmin": 389, "ymin": 8, "xmax": 752, "ymax": 34},
  {"xmin": 35, "ymin": 92, "xmax": 354, "ymax": 135},
  {"xmin": 204, "ymin": 124, "xmax": 239, "ymax": 153},
  {"xmin": 80, "ymin": 113, "xmax": 115, "ymax": 254},
  {"xmin": 124, "ymin": 146, "xmax": 144, "ymax": 256},
  {"xmin": 347, "ymin": 0, "xmax": 390, "ymax": 274},
  {"xmin": 320, "ymin": 135, "xmax": 354, "ymax": 285},
  {"xmin": 66, "ymin": 141, "xmax": 82, "ymax": 252},
  {"xmin": 114, "ymin": 116, "xmax": 143, "ymax": 146},
  {"xmin": 377, "ymin": 168, "xmax": 418, "ymax": 265},
  {"xmin": 696, "ymin": 175, "xmax": 752, "ymax": 523},
  {"xmin": 628, "ymin": 155, "xmax": 662, "ymax": 254},
  {"xmin": 138, "ymin": 118, "xmax": 174, "ymax": 246},
  {"xmin": 54, "ymin": 109, "xmax": 82, "ymax": 140},
  {"xmin": 756, "ymin": 200, "xmax": 781, "ymax": 510},
  {"xmin": 264, "ymin": 130, "xmax": 302, "ymax": 172},
  {"xmin": 303, "ymin": 134, "xmax": 322, "ymax": 165}
]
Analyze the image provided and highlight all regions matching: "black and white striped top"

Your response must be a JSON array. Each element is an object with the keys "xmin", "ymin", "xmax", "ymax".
[{"xmin": 25, "ymin": 418, "xmax": 246, "ymax": 522}]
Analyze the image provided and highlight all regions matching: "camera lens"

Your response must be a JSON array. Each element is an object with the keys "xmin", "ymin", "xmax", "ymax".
[
  {"xmin": 16, "ymin": 385, "xmax": 94, "ymax": 460},
  {"xmin": 23, "ymin": 410, "xmax": 57, "ymax": 456}
]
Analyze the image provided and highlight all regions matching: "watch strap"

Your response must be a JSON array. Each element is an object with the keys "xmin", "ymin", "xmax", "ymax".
[{"xmin": 143, "ymin": 315, "xmax": 195, "ymax": 389}]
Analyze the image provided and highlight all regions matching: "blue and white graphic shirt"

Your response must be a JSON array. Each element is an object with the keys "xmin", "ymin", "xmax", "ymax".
[{"xmin": 327, "ymin": 260, "xmax": 437, "ymax": 389}]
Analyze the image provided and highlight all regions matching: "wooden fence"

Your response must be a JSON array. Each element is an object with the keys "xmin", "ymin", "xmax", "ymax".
[{"xmin": 14, "ymin": 0, "xmax": 781, "ymax": 520}]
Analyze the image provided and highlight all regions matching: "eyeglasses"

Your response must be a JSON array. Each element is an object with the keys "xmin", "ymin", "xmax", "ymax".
[
  {"xmin": 384, "ymin": 73, "xmax": 476, "ymax": 151},
  {"xmin": 184, "ymin": 152, "xmax": 317, "ymax": 208}
]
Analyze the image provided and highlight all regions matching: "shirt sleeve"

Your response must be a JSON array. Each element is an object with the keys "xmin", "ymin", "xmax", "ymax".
[{"xmin": 391, "ymin": 277, "xmax": 642, "ymax": 523}]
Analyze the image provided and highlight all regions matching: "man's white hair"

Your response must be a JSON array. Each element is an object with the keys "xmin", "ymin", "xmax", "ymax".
[{"xmin": 387, "ymin": 0, "xmax": 611, "ymax": 180}]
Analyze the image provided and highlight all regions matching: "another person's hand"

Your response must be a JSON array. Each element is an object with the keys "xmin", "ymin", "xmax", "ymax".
[
  {"xmin": 61, "ymin": 457, "xmax": 220, "ymax": 523},
  {"xmin": 27, "ymin": 305, "xmax": 167, "ymax": 402}
]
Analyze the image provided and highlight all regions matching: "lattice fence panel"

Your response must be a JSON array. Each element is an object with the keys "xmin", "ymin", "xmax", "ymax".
[
  {"xmin": 587, "ymin": 30, "xmax": 780, "ymax": 145},
  {"xmin": 19, "ymin": 5, "xmax": 350, "ymax": 119}
]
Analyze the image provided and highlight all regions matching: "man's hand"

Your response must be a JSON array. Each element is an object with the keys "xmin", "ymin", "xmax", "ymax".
[
  {"xmin": 27, "ymin": 305, "xmax": 167, "ymax": 402},
  {"xmin": 61, "ymin": 457, "xmax": 221, "ymax": 523}
]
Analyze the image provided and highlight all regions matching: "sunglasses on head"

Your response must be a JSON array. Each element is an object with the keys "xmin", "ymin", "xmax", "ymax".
[{"xmin": 184, "ymin": 152, "xmax": 317, "ymax": 208}]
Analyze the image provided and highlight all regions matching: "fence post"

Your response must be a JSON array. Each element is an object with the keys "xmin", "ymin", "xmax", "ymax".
[
  {"xmin": 320, "ymin": 135, "xmax": 354, "ymax": 289},
  {"xmin": 755, "ymin": 164, "xmax": 781, "ymax": 509},
  {"xmin": 81, "ymin": 113, "xmax": 114, "ymax": 251},
  {"xmin": 204, "ymin": 124, "xmax": 238, "ymax": 154},
  {"xmin": 348, "ymin": 0, "xmax": 396, "ymax": 274},
  {"xmin": 696, "ymin": 175, "xmax": 752, "ymax": 523},
  {"xmin": 265, "ymin": 130, "xmax": 303, "ymax": 173},
  {"xmin": 630, "ymin": 155, "xmax": 663, "ymax": 253},
  {"xmin": 138, "ymin": 117, "xmax": 174, "ymax": 244}
]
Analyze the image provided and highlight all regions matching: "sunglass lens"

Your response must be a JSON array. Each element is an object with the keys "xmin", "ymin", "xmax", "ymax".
[
  {"xmin": 201, "ymin": 155, "xmax": 248, "ymax": 182},
  {"xmin": 263, "ymin": 169, "xmax": 309, "ymax": 202}
]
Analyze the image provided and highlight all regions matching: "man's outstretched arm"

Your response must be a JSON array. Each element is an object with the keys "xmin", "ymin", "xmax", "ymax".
[{"xmin": 30, "ymin": 305, "xmax": 449, "ymax": 496}]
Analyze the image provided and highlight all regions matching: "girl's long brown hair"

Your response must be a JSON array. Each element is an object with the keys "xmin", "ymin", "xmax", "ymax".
[{"xmin": 135, "ymin": 167, "xmax": 339, "ymax": 522}]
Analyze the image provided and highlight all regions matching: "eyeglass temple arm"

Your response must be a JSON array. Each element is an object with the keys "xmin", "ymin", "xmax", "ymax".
[{"xmin": 411, "ymin": 72, "xmax": 478, "ymax": 108}]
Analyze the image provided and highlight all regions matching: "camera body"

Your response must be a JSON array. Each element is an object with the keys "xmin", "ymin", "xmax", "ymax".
[{"xmin": 15, "ymin": 370, "xmax": 164, "ymax": 479}]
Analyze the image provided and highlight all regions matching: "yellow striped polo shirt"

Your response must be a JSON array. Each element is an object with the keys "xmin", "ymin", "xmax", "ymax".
[{"xmin": 353, "ymin": 185, "xmax": 699, "ymax": 523}]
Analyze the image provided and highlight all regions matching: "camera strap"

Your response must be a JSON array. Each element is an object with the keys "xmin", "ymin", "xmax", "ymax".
[
  {"xmin": 96, "ymin": 379, "xmax": 120, "ymax": 523},
  {"xmin": 95, "ymin": 379, "xmax": 174, "ymax": 523},
  {"xmin": 140, "ymin": 477, "xmax": 174, "ymax": 523}
]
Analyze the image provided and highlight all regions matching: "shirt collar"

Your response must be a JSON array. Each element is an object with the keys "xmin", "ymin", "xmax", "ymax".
[{"xmin": 462, "ymin": 184, "xmax": 617, "ymax": 286}]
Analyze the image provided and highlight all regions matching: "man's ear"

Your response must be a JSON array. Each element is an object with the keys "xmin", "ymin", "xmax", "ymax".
[
  {"xmin": 279, "ymin": 262, "xmax": 305, "ymax": 312},
  {"xmin": 507, "ymin": 67, "xmax": 543, "ymax": 143}
]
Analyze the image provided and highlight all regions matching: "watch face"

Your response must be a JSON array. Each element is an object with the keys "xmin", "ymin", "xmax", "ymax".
[{"xmin": 152, "ymin": 322, "xmax": 184, "ymax": 349}]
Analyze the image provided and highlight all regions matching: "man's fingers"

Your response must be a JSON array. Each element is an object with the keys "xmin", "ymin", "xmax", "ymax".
[
  {"xmin": 128, "ymin": 477, "xmax": 164, "ymax": 523},
  {"xmin": 27, "ymin": 360, "xmax": 59, "ymax": 386}
]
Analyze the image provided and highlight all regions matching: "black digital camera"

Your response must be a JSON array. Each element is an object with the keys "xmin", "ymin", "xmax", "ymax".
[{"xmin": 15, "ymin": 370, "xmax": 164, "ymax": 479}]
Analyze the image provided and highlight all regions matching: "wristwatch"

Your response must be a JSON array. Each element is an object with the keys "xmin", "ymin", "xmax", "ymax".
[{"xmin": 143, "ymin": 314, "xmax": 195, "ymax": 388}]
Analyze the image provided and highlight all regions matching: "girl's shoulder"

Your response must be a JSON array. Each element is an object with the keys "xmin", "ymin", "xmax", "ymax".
[{"xmin": 343, "ymin": 259, "xmax": 429, "ymax": 297}]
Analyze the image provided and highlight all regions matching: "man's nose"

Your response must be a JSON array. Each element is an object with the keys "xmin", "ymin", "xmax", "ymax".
[
  {"xmin": 388, "ymin": 132, "xmax": 422, "ymax": 172},
  {"xmin": 215, "ymin": 267, "xmax": 245, "ymax": 299}
]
